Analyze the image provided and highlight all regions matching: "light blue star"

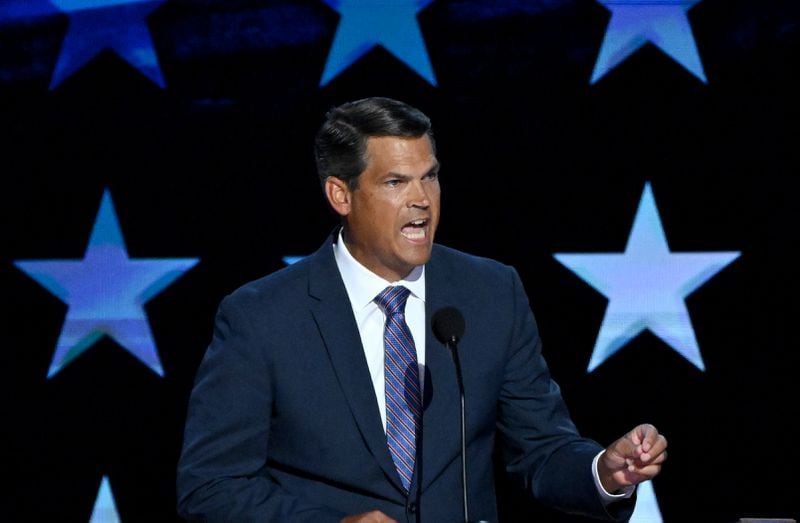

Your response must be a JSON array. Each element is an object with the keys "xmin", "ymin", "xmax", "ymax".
[
  {"xmin": 15, "ymin": 190, "xmax": 198, "ymax": 378},
  {"xmin": 282, "ymin": 255, "xmax": 305, "ymax": 266},
  {"xmin": 554, "ymin": 183, "xmax": 739, "ymax": 372},
  {"xmin": 48, "ymin": 0, "xmax": 166, "ymax": 89},
  {"xmin": 630, "ymin": 480, "xmax": 663, "ymax": 523},
  {"xmin": 89, "ymin": 476, "xmax": 121, "ymax": 523},
  {"xmin": 320, "ymin": 0, "xmax": 437, "ymax": 86},
  {"xmin": 591, "ymin": 0, "xmax": 707, "ymax": 84}
]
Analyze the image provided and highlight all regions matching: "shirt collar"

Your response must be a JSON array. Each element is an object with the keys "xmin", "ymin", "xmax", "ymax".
[{"xmin": 333, "ymin": 229, "xmax": 426, "ymax": 311}]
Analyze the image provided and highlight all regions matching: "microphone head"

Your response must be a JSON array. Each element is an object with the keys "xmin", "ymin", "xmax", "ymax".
[{"xmin": 432, "ymin": 307, "xmax": 465, "ymax": 345}]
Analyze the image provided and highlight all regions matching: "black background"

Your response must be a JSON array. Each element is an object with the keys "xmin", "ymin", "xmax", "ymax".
[{"xmin": 2, "ymin": 1, "xmax": 799, "ymax": 521}]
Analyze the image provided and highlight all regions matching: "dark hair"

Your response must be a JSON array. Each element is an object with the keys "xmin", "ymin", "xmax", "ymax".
[{"xmin": 314, "ymin": 97, "xmax": 435, "ymax": 190}]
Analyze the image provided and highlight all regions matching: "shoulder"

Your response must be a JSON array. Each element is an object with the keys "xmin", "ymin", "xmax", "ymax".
[
  {"xmin": 220, "ymin": 255, "xmax": 314, "ymax": 315},
  {"xmin": 431, "ymin": 243, "xmax": 518, "ymax": 280},
  {"xmin": 429, "ymin": 243, "xmax": 526, "ymax": 304}
]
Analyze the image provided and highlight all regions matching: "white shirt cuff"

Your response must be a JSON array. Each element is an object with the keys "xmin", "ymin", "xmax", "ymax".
[{"xmin": 592, "ymin": 451, "xmax": 636, "ymax": 503}]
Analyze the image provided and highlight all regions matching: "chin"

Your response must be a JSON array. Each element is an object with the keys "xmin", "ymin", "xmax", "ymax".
[{"xmin": 409, "ymin": 251, "xmax": 433, "ymax": 267}]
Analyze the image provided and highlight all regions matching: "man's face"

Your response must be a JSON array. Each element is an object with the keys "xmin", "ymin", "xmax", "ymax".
[{"xmin": 330, "ymin": 135, "xmax": 440, "ymax": 282}]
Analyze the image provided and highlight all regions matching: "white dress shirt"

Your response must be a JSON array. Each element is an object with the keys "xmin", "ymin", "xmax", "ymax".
[{"xmin": 333, "ymin": 231, "xmax": 426, "ymax": 431}]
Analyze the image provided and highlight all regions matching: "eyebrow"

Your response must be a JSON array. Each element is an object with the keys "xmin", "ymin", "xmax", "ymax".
[{"xmin": 385, "ymin": 162, "xmax": 440, "ymax": 180}]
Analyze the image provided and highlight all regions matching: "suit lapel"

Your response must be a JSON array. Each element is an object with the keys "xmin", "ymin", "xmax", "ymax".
[
  {"xmin": 306, "ymin": 236, "xmax": 404, "ymax": 493},
  {"xmin": 420, "ymin": 247, "xmax": 463, "ymax": 490}
]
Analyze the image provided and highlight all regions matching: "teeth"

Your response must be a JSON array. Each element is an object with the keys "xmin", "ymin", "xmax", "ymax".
[
  {"xmin": 402, "ymin": 228, "xmax": 426, "ymax": 240},
  {"xmin": 402, "ymin": 219, "xmax": 427, "ymax": 240}
]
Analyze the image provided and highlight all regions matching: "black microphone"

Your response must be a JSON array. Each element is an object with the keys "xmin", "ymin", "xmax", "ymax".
[
  {"xmin": 432, "ymin": 306, "xmax": 465, "ymax": 347},
  {"xmin": 434, "ymin": 307, "xmax": 485, "ymax": 523}
]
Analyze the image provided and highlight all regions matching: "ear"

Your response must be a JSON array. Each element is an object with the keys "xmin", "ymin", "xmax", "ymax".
[{"xmin": 324, "ymin": 176, "xmax": 352, "ymax": 217}]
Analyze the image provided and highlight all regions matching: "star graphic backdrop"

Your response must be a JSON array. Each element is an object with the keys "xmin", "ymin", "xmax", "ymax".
[
  {"xmin": 2, "ymin": 1, "xmax": 798, "ymax": 521},
  {"xmin": 591, "ymin": 0, "xmax": 707, "ymax": 83},
  {"xmin": 554, "ymin": 183, "xmax": 739, "ymax": 372},
  {"xmin": 48, "ymin": 0, "xmax": 167, "ymax": 89},
  {"xmin": 14, "ymin": 190, "xmax": 198, "ymax": 377},
  {"xmin": 320, "ymin": 0, "xmax": 436, "ymax": 86},
  {"xmin": 89, "ymin": 476, "xmax": 121, "ymax": 523}
]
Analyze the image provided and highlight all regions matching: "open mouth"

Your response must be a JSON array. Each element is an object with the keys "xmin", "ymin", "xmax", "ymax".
[{"xmin": 401, "ymin": 219, "xmax": 428, "ymax": 241}]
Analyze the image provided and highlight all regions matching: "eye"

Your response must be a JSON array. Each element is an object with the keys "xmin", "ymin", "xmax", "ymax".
[
  {"xmin": 386, "ymin": 179, "xmax": 402, "ymax": 187},
  {"xmin": 425, "ymin": 171, "xmax": 439, "ymax": 181}
]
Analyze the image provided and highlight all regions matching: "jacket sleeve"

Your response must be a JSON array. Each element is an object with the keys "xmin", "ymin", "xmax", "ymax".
[
  {"xmin": 495, "ymin": 267, "xmax": 634, "ymax": 522},
  {"xmin": 176, "ymin": 295, "xmax": 345, "ymax": 523}
]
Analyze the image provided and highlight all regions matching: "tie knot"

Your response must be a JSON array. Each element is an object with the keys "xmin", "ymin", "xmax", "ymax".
[{"xmin": 375, "ymin": 285, "xmax": 411, "ymax": 316}]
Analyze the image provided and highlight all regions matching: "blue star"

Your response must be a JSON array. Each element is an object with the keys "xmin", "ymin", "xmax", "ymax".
[
  {"xmin": 591, "ymin": 0, "xmax": 707, "ymax": 84},
  {"xmin": 88, "ymin": 476, "xmax": 121, "ymax": 523},
  {"xmin": 0, "ymin": 0, "xmax": 57, "ymax": 20},
  {"xmin": 48, "ymin": 0, "xmax": 167, "ymax": 89},
  {"xmin": 554, "ymin": 183, "xmax": 739, "ymax": 372},
  {"xmin": 320, "ymin": 0, "xmax": 437, "ymax": 86},
  {"xmin": 15, "ymin": 190, "xmax": 198, "ymax": 378}
]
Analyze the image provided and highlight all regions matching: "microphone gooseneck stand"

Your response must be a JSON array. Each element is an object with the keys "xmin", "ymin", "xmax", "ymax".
[
  {"xmin": 447, "ymin": 333, "xmax": 469, "ymax": 523},
  {"xmin": 432, "ymin": 307, "xmax": 488, "ymax": 523}
]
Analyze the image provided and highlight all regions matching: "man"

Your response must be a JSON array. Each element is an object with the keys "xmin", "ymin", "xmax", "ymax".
[{"xmin": 177, "ymin": 97, "xmax": 667, "ymax": 522}]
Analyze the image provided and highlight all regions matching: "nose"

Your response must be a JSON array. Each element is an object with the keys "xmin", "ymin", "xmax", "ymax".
[{"xmin": 407, "ymin": 179, "xmax": 431, "ymax": 209}]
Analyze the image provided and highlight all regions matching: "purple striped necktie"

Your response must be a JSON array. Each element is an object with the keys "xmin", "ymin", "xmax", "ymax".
[{"xmin": 375, "ymin": 285, "xmax": 421, "ymax": 492}]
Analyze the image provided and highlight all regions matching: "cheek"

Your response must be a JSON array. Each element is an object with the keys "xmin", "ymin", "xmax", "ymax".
[
  {"xmin": 430, "ymin": 188, "xmax": 441, "ymax": 207},
  {"xmin": 374, "ymin": 198, "xmax": 402, "ymax": 223},
  {"xmin": 366, "ymin": 206, "xmax": 397, "ymax": 239}
]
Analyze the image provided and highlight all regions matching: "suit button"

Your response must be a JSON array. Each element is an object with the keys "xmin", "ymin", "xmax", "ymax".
[{"xmin": 407, "ymin": 502, "xmax": 417, "ymax": 514}]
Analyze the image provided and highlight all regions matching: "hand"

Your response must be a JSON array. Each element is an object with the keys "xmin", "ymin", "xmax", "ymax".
[
  {"xmin": 341, "ymin": 511, "xmax": 398, "ymax": 523},
  {"xmin": 598, "ymin": 423, "xmax": 667, "ymax": 493}
]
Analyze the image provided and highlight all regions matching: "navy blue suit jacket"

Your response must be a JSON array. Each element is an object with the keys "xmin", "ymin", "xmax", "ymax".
[{"xmin": 177, "ymin": 233, "xmax": 633, "ymax": 522}]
